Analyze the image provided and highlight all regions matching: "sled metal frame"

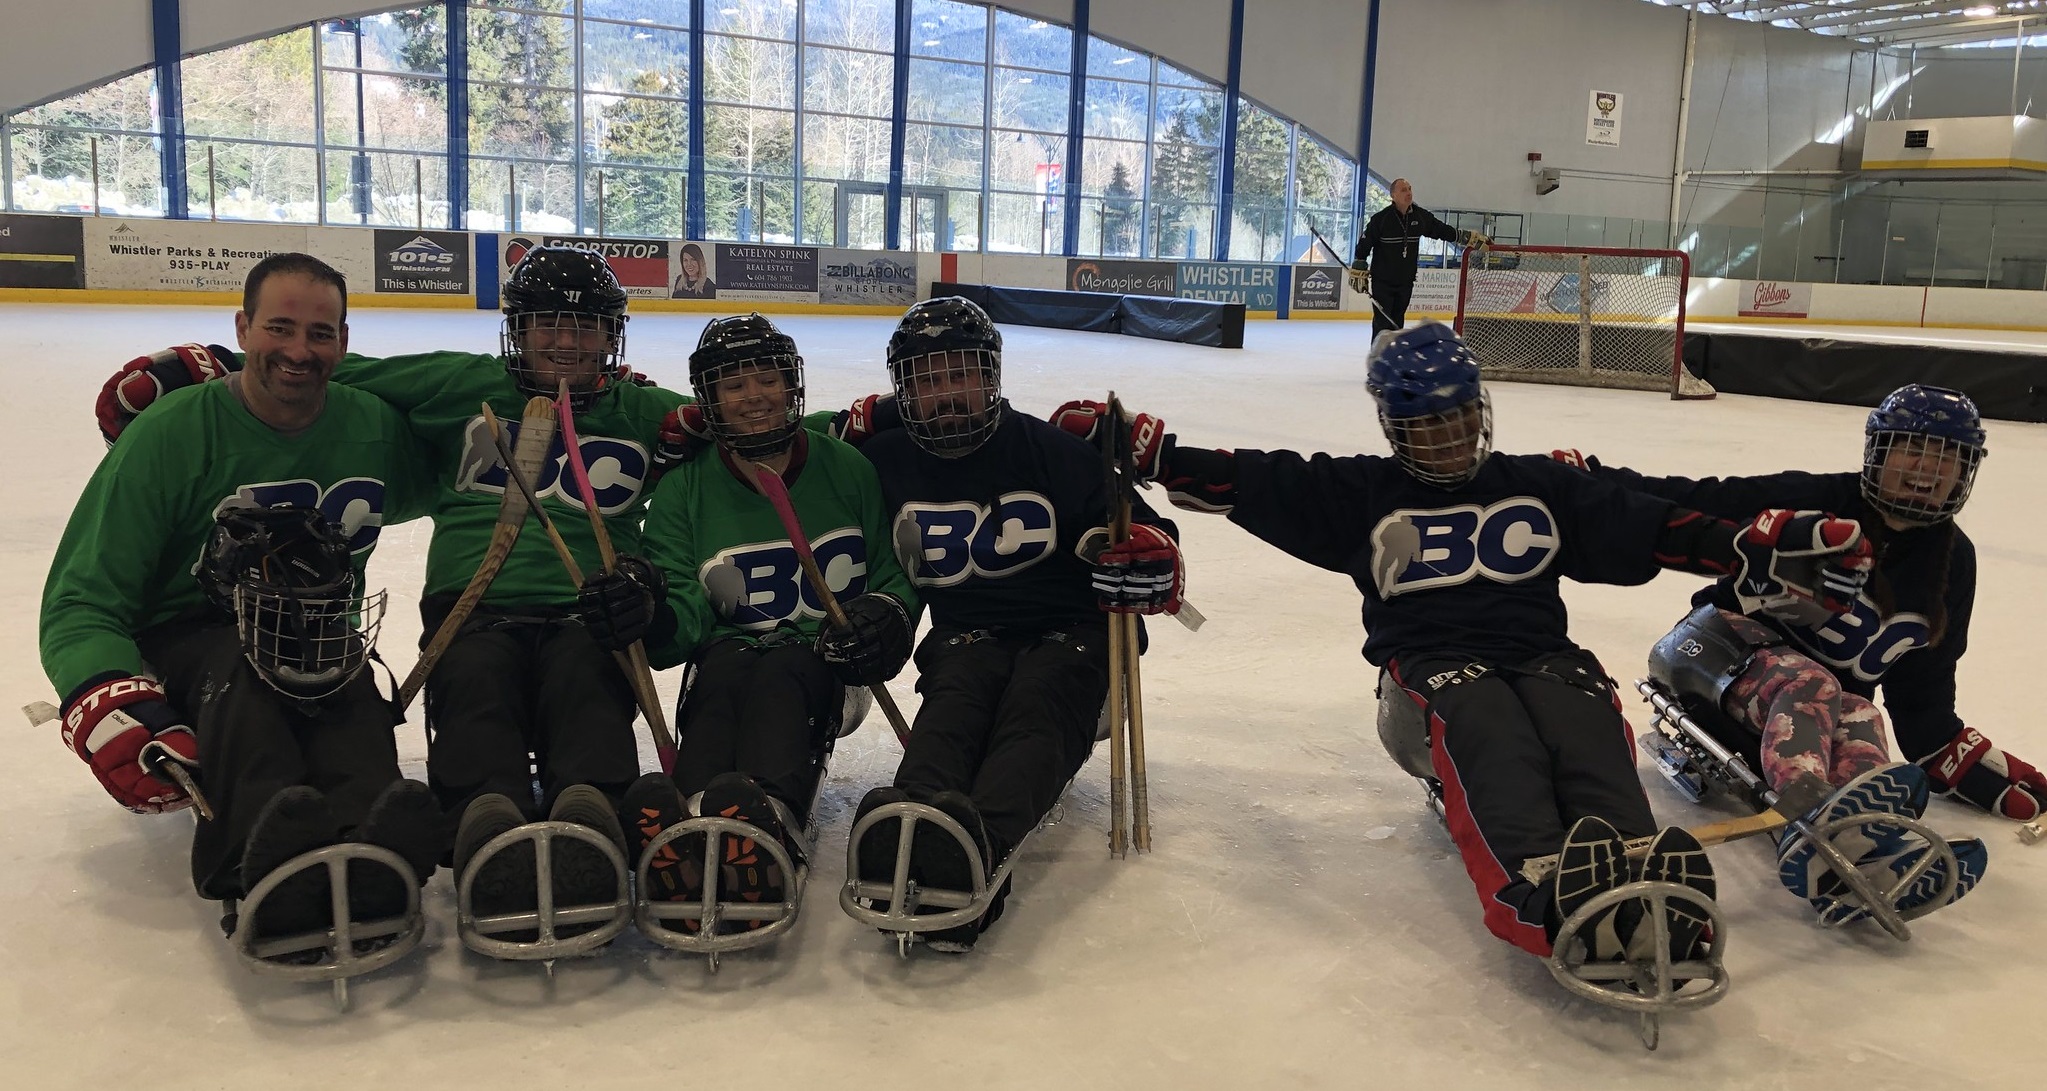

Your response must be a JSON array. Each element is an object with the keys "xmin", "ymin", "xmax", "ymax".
[
  {"xmin": 454, "ymin": 820, "xmax": 633, "ymax": 965},
  {"xmin": 227, "ymin": 843, "xmax": 425, "ymax": 1012},
  {"xmin": 1547, "ymin": 880, "xmax": 1729, "ymax": 1050}
]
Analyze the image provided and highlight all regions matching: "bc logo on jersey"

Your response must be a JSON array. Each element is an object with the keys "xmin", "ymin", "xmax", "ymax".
[
  {"xmin": 702, "ymin": 527, "xmax": 870, "ymax": 630},
  {"xmin": 1370, "ymin": 499, "xmax": 1559, "ymax": 598},
  {"xmin": 1783, "ymin": 601, "xmax": 1930, "ymax": 683},
  {"xmin": 464, "ymin": 417, "xmax": 649, "ymax": 517},
  {"xmin": 216, "ymin": 478, "xmax": 389, "ymax": 554},
  {"xmin": 896, "ymin": 492, "xmax": 1058, "ymax": 588}
]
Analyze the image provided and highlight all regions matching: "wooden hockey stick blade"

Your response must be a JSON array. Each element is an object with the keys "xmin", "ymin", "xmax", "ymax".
[
  {"xmin": 396, "ymin": 397, "xmax": 556, "ymax": 709},
  {"xmin": 481, "ymin": 403, "xmax": 584, "ymax": 586},
  {"xmin": 736, "ymin": 458, "xmax": 913, "ymax": 746},
  {"xmin": 1516, "ymin": 773, "xmax": 1832, "ymax": 885}
]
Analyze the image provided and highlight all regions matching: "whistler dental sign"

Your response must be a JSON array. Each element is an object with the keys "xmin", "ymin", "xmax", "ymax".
[
  {"xmin": 717, "ymin": 243, "xmax": 820, "ymax": 302},
  {"xmin": 1178, "ymin": 261, "xmax": 1280, "ymax": 311},
  {"xmin": 818, "ymin": 249, "xmax": 917, "ymax": 306},
  {"xmin": 375, "ymin": 230, "xmax": 470, "ymax": 293},
  {"xmin": 1738, "ymin": 280, "xmax": 1812, "ymax": 319},
  {"xmin": 85, "ymin": 219, "xmax": 303, "ymax": 292}
]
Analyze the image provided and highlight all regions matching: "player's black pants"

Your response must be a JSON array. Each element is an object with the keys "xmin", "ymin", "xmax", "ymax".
[
  {"xmin": 894, "ymin": 623, "xmax": 1110, "ymax": 862},
  {"xmin": 1370, "ymin": 277, "xmax": 1414, "ymax": 337},
  {"xmin": 1385, "ymin": 647, "xmax": 1655, "ymax": 957},
  {"xmin": 672, "ymin": 636, "xmax": 840, "ymax": 827},
  {"xmin": 139, "ymin": 619, "xmax": 402, "ymax": 901},
  {"xmin": 420, "ymin": 597, "xmax": 640, "ymax": 820}
]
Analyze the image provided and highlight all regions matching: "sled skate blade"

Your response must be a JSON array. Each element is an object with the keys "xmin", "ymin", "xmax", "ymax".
[
  {"xmin": 840, "ymin": 801, "xmax": 1013, "ymax": 955},
  {"xmin": 635, "ymin": 813, "xmax": 807, "ymax": 965},
  {"xmin": 1547, "ymin": 880, "xmax": 1729, "ymax": 1050},
  {"xmin": 229, "ymin": 843, "xmax": 425, "ymax": 1011},
  {"xmin": 456, "ymin": 820, "xmax": 631, "ymax": 962}
]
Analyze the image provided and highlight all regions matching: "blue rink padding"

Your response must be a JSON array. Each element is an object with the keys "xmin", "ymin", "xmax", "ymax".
[{"xmin": 474, "ymin": 232, "xmax": 500, "ymax": 311}]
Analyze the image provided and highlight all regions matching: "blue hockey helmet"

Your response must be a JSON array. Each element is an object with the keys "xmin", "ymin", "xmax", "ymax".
[
  {"xmin": 1861, "ymin": 384, "xmax": 1986, "ymax": 525},
  {"xmin": 887, "ymin": 296, "xmax": 1004, "ymax": 457},
  {"xmin": 1365, "ymin": 323, "xmax": 1492, "ymax": 487}
]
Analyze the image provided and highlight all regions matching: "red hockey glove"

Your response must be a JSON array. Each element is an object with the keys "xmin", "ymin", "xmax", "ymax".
[
  {"xmin": 61, "ymin": 675, "xmax": 198, "ymax": 814},
  {"xmin": 1549, "ymin": 449, "xmax": 1600, "ymax": 471},
  {"xmin": 1048, "ymin": 400, "xmax": 1168, "ymax": 483},
  {"xmin": 96, "ymin": 343, "xmax": 238, "ymax": 446},
  {"xmin": 1918, "ymin": 727, "xmax": 2047, "ymax": 821},
  {"xmin": 1733, "ymin": 509, "xmax": 1874, "ymax": 616},
  {"xmin": 830, "ymin": 393, "xmax": 900, "ymax": 447},
  {"xmin": 1092, "ymin": 524, "xmax": 1184, "ymax": 615},
  {"xmin": 653, "ymin": 403, "xmax": 713, "ymax": 471}
]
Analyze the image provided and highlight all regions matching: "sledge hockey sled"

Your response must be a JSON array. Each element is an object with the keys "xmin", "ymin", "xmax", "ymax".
[
  {"xmin": 454, "ymin": 820, "xmax": 633, "ymax": 963},
  {"xmin": 225, "ymin": 843, "xmax": 426, "ymax": 1011},
  {"xmin": 1546, "ymin": 878, "xmax": 1730, "ymax": 1050},
  {"xmin": 634, "ymin": 685, "xmax": 872, "ymax": 968},
  {"xmin": 1638, "ymin": 605, "xmax": 1961, "ymax": 941}
]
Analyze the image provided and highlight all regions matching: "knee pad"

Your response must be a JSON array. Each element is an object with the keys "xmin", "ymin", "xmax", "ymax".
[
  {"xmin": 1375, "ymin": 667, "xmax": 1435, "ymax": 781},
  {"xmin": 1649, "ymin": 605, "xmax": 1771, "ymax": 707}
]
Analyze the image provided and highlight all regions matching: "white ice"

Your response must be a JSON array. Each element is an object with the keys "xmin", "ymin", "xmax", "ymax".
[{"xmin": 2, "ymin": 304, "xmax": 2038, "ymax": 1089}]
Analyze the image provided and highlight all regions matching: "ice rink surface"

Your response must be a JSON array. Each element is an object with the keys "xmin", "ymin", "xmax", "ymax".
[{"xmin": 2, "ymin": 303, "xmax": 2039, "ymax": 1089}]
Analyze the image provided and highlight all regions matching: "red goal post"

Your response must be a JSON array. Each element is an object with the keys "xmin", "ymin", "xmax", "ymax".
[{"xmin": 1453, "ymin": 244, "xmax": 1713, "ymax": 400}]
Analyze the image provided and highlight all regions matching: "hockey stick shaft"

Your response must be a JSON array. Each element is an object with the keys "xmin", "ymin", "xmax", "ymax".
[
  {"xmin": 1107, "ymin": 393, "xmax": 1151, "ymax": 854},
  {"xmin": 480, "ymin": 403, "xmax": 678, "ymax": 775},
  {"xmin": 735, "ymin": 458, "xmax": 913, "ymax": 746},
  {"xmin": 397, "ymin": 396, "xmax": 555, "ymax": 709},
  {"xmin": 1101, "ymin": 391, "xmax": 1130, "ymax": 858},
  {"xmin": 1516, "ymin": 773, "xmax": 1833, "ymax": 884},
  {"xmin": 554, "ymin": 387, "xmax": 677, "ymax": 768}
]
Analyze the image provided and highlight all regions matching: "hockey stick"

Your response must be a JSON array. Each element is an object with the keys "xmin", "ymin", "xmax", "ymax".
[
  {"xmin": 479, "ymin": 403, "xmax": 679, "ymax": 774},
  {"xmin": 1107, "ymin": 393, "xmax": 1153, "ymax": 855},
  {"xmin": 23, "ymin": 700, "xmax": 216, "ymax": 820},
  {"xmin": 552, "ymin": 386, "xmax": 677, "ymax": 768},
  {"xmin": 731, "ymin": 458, "xmax": 913, "ymax": 746},
  {"xmin": 396, "ymin": 396, "xmax": 554, "ymax": 709},
  {"xmin": 1100, "ymin": 393, "xmax": 1131, "ymax": 859},
  {"xmin": 1517, "ymin": 772, "xmax": 1833, "ymax": 885}
]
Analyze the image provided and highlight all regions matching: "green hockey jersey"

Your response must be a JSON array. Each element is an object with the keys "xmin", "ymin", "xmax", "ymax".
[
  {"xmin": 40, "ymin": 380, "xmax": 432, "ymax": 698},
  {"xmin": 331, "ymin": 352, "xmax": 688, "ymax": 607},
  {"xmin": 641, "ymin": 433, "xmax": 917, "ymax": 669}
]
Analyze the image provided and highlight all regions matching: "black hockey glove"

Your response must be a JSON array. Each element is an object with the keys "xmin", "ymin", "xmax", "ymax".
[
  {"xmin": 1733, "ymin": 509, "xmax": 1874, "ymax": 618},
  {"xmin": 816, "ymin": 592, "xmax": 912, "ymax": 686},
  {"xmin": 577, "ymin": 554, "xmax": 666, "ymax": 651}
]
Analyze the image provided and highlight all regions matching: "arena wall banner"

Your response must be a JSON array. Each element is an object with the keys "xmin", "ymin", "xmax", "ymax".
[
  {"xmin": 373, "ymin": 229, "xmax": 472, "ymax": 294},
  {"xmin": 1737, "ymin": 280, "xmax": 1812, "ymax": 319},
  {"xmin": 1290, "ymin": 264, "xmax": 1341, "ymax": 311},
  {"xmin": 1068, "ymin": 258, "xmax": 1176, "ymax": 295},
  {"xmin": 1410, "ymin": 269, "xmax": 1461, "ymax": 315},
  {"xmin": 0, "ymin": 213, "xmax": 86, "ymax": 289},
  {"xmin": 1176, "ymin": 261, "xmax": 1280, "ymax": 311},
  {"xmin": 716, "ymin": 243, "xmax": 820, "ymax": 303},
  {"xmin": 670, "ymin": 240, "xmax": 718, "ymax": 299},
  {"xmin": 819, "ymin": 249, "xmax": 918, "ymax": 306},
  {"xmin": 85, "ymin": 218, "xmax": 307, "ymax": 292},
  {"xmin": 501, "ymin": 234, "xmax": 671, "ymax": 298}
]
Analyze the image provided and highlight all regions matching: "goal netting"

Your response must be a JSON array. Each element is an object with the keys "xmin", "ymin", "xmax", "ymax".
[{"xmin": 1454, "ymin": 245, "xmax": 1713, "ymax": 400}]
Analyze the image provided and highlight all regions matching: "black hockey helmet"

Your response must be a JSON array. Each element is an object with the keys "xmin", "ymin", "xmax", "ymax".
[
  {"xmin": 200, "ymin": 503, "xmax": 384, "ymax": 701},
  {"xmin": 500, "ymin": 244, "xmax": 631, "ymax": 409},
  {"xmin": 886, "ymin": 296, "xmax": 1003, "ymax": 457},
  {"xmin": 690, "ymin": 313, "xmax": 805, "ymax": 460}
]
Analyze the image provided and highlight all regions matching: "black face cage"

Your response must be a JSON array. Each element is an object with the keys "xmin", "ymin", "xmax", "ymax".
[
  {"xmin": 1379, "ymin": 394, "xmax": 1493, "ymax": 488},
  {"xmin": 695, "ymin": 355, "xmax": 806, "ymax": 461},
  {"xmin": 500, "ymin": 311, "xmax": 629, "ymax": 409},
  {"xmin": 1861, "ymin": 430, "xmax": 1984, "ymax": 526},
  {"xmin": 233, "ymin": 578, "xmax": 385, "ymax": 702},
  {"xmin": 890, "ymin": 349, "xmax": 1002, "ymax": 457}
]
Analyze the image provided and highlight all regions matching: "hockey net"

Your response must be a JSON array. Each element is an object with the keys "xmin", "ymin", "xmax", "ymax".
[{"xmin": 1454, "ymin": 245, "xmax": 1713, "ymax": 400}]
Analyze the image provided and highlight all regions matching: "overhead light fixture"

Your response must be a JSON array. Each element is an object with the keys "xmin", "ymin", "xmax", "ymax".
[{"xmin": 1965, "ymin": 4, "xmax": 1997, "ymax": 14}]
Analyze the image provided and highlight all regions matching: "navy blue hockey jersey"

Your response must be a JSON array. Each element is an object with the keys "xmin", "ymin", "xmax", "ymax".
[
  {"xmin": 861, "ymin": 403, "xmax": 1173, "ymax": 634},
  {"xmin": 1592, "ymin": 464, "xmax": 1974, "ymax": 758},
  {"xmin": 1193, "ymin": 448, "xmax": 1697, "ymax": 667}
]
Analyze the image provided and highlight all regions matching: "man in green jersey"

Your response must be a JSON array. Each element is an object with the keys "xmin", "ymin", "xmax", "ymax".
[
  {"xmin": 97, "ymin": 246, "xmax": 691, "ymax": 939},
  {"xmin": 42, "ymin": 253, "xmax": 440, "ymax": 942},
  {"xmin": 578, "ymin": 314, "xmax": 916, "ymax": 931}
]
